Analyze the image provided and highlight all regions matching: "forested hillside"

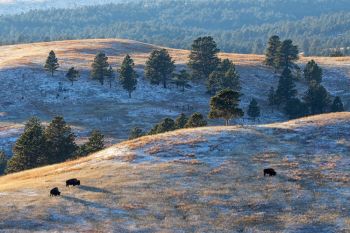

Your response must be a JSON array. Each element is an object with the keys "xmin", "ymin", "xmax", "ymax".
[{"xmin": 0, "ymin": 0, "xmax": 350, "ymax": 55}]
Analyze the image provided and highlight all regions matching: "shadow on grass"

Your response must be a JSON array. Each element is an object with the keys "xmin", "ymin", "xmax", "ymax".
[
  {"xmin": 77, "ymin": 185, "xmax": 114, "ymax": 194},
  {"xmin": 61, "ymin": 195, "xmax": 110, "ymax": 210}
]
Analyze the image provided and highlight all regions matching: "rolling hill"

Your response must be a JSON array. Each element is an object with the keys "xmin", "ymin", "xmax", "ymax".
[
  {"xmin": 0, "ymin": 38, "xmax": 349, "ymax": 155},
  {"xmin": 0, "ymin": 112, "xmax": 349, "ymax": 232}
]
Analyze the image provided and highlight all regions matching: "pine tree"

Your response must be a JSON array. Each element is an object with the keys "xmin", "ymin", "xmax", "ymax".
[
  {"xmin": 0, "ymin": 151, "xmax": 7, "ymax": 175},
  {"xmin": 6, "ymin": 117, "xmax": 47, "ymax": 173},
  {"xmin": 106, "ymin": 65, "xmax": 115, "ymax": 89},
  {"xmin": 129, "ymin": 127, "xmax": 144, "ymax": 140},
  {"xmin": 118, "ymin": 55, "xmax": 138, "ymax": 97},
  {"xmin": 85, "ymin": 130, "xmax": 105, "ymax": 154},
  {"xmin": 264, "ymin": 35, "xmax": 281, "ymax": 68},
  {"xmin": 149, "ymin": 118, "xmax": 176, "ymax": 135},
  {"xmin": 208, "ymin": 89, "xmax": 244, "ymax": 126},
  {"xmin": 247, "ymin": 99, "xmax": 260, "ymax": 121},
  {"xmin": 207, "ymin": 60, "xmax": 240, "ymax": 94},
  {"xmin": 91, "ymin": 52, "xmax": 110, "ymax": 85},
  {"xmin": 188, "ymin": 36, "xmax": 220, "ymax": 81},
  {"xmin": 303, "ymin": 82, "xmax": 331, "ymax": 115},
  {"xmin": 66, "ymin": 67, "xmax": 80, "ymax": 86},
  {"xmin": 275, "ymin": 67, "xmax": 297, "ymax": 106},
  {"xmin": 304, "ymin": 60, "xmax": 323, "ymax": 84},
  {"xmin": 45, "ymin": 116, "xmax": 77, "ymax": 164},
  {"xmin": 274, "ymin": 39, "xmax": 299, "ymax": 69},
  {"xmin": 44, "ymin": 50, "xmax": 59, "ymax": 76},
  {"xmin": 174, "ymin": 113, "xmax": 188, "ymax": 129},
  {"xmin": 331, "ymin": 96, "xmax": 344, "ymax": 112},
  {"xmin": 284, "ymin": 98, "xmax": 309, "ymax": 119},
  {"xmin": 145, "ymin": 49, "xmax": 175, "ymax": 88},
  {"xmin": 185, "ymin": 113, "xmax": 207, "ymax": 128},
  {"xmin": 172, "ymin": 70, "xmax": 191, "ymax": 92}
]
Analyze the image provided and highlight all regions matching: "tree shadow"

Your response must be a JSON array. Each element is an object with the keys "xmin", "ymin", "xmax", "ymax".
[{"xmin": 77, "ymin": 185, "xmax": 114, "ymax": 194}]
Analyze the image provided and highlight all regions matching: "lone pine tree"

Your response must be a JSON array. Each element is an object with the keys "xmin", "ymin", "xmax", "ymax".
[
  {"xmin": 118, "ymin": 54, "xmax": 138, "ymax": 97},
  {"xmin": 44, "ymin": 50, "xmax": 59, "ymax": 76},
  {"xmin": 188, "ymin": 36, "xmax": 220, "ymax": 81},
  {"xmin": 247, "ymin": 98, "xmax": 261, "ymax": 121},
  {"xmin": 303, "ymin": 82, "xmax": 331, "ymax": 115},
  {"xmin": 209, "ymin": 89, "xmax": 244, "ymax": 126},
  {"xmin": 145, "ymin": 49, "xmax": 175, "ymax": 88},
  {"xmin": 91, "ymin": 52, "xmax": 110, "ymax": 85},
  {"xmin": 66, "ymin": 67, "xmax": 80, "ymax": 86},
  {"xmin": 6, "ymin": 117, "xmax": 47, "ymax": 173}
]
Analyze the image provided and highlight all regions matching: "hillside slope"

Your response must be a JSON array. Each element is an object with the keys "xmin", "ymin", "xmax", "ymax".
[
  {"xmin": 0, "ymin": 39, "xmax": 349, "ymax": 154},
  {"xmin": 0, "ymin": 113, "xmax": 349, "ymax": 232}
]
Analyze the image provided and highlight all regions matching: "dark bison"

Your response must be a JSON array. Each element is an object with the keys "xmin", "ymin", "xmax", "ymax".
[
  {"xmin": 66, "ymin": 178, "xmax": 81, "ymax": 187},
  {"xmin": 50, "ymin": 187, "xmax": 61, "ymax": 196},
  {"xmin": 264, "ymin": 168, "xmax": 277, "ymax": 176}
]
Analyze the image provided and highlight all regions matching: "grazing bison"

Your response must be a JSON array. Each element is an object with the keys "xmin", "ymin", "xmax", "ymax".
[
  {"xmin": 264, "ymin": 168, "xmax": 277, "ymax": 176},
  {"xmin": 66, "ymin": 178, "xmax": 81, "ymax": 187},
  {"xmin": 50, "ymin": 187, "xmax": 61, "ymax": 196}
]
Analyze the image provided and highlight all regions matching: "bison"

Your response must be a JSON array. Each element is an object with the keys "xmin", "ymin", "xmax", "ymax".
[
  {"xmin": 264, "ymin": 168, "xmax": 277, "ymax": 177},
  {"xmin": 66, "ymin": 178, "xmax": 81, "ymax": 187},
  {"xmin": 50, "ymin": 187, "xmax": 61, "ymax": 196}
]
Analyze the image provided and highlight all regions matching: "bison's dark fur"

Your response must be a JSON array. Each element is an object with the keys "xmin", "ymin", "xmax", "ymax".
[
  {"xmin": 50, "ymin": 187, "xmax": 61, "ymax": 196},
  {"xmin": 66, "ymin": 178, "xmax": 81, "ymax": 187},
  {"xmin": 264, "ymin": 168, "xmax": 276, "ymax": 176}
]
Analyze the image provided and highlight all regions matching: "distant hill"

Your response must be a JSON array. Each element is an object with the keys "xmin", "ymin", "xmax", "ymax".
[
  {"xmin": 0, "ymin": 0, "xmax": 350, "ymax": 55},
  {"xmin": 0, "ymin": 112, "xmax": 349, "ymax": 231}
]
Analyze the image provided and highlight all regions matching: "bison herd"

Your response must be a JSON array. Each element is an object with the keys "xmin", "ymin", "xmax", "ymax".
[{"xmin": 50, "ymin": 178, "xmax": 81, "ymax": 197}]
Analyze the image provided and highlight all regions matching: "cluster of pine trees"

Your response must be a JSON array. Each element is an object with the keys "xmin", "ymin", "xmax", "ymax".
[
  {"xmin": 265, "ymin": 35, "xmax": 345, "ymax": 119},
  {"xmin": 1, "ymin": 116, "xmax": 105, "ymax": 174}
]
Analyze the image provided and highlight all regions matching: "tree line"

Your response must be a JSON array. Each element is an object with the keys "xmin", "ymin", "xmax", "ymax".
[
  {"xmin": 1, "ymin": 0, "xmax": 350, "ymax": 56},
  {"xmin": 0, "ymin": 116, "xmax": 105, "ymax": 175}
]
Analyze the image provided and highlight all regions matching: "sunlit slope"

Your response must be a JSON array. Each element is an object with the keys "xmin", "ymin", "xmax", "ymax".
[{"xmin": 0, "ymin": 112, "xmax": 349, "ymax": 232}]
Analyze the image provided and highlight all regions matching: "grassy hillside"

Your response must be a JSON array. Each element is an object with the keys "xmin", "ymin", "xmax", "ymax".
[
  {"xmin": 0, "ymin": 38, "xmax": 349, "ymax": 155},
  {"xmin": 0, "ymin": 112, "xmax": 349, "ymax": 232}
]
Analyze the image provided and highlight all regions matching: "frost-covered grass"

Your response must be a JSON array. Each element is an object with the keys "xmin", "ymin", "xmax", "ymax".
[
  {"xmin": 0, "ymin": 113, "xmax": 349, "ymax": 232},
  {"xmin": 1, "ymin": 39, "xmax": 349, "ymax": 154}
]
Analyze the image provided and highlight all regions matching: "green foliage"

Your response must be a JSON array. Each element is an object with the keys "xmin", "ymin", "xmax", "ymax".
[
  {"xmin": 6, "ymin": 117, "xmax": 47, "ymax": 174},
  {"xmin": 185, "ymin": 113, "xmax": 208, "ymax": 128},
  {"xmin": 304, "ymin": 60, "xmax": 323, "ymax": 84},
  {"xmin": 118, "ymin": 54, "xmax": 138, "ymax": 97},
  {"xmin": 264, "ymin": 35, "xmax": 281, "ymax": 68},
  {"xmin": 0, "ymin": 151, "xmax": 7, "ymax": 175},
  {"xmin": 274, "ymin": 39, "xmax": 299, "ymax": 69},
  {"xmin": 171, "ymin": 70, "xmax": 191, "ymax": 92},
  {"xmin": 188, "ymin": 36, "xmax": 220, "ymax": 81},
  {"xmin": 45, "ymin": 116, "xmax": 77, "ymax": 164},
  {"xmin": 66, "ymin": 67, "xmax": 80, "ymax": 85},
  {"xmin": 91, "ymin": 52, "xmax": 110, "ymax": 85},
  {"xmin": 208, "ymin": 89, "xmax": 243, "ymax": 126},
  {"xmin": 129, "ymin": 127, "xmax": 144, "ymax": 140},
  {"xmin": 149, "ymin": 118, "xmax": 176, "ymax": 135},
  {"xmin": 284, "ymin": 98, "xmax": 309, "ymax": 119},
  {"xmin": 2, "ymin": 1, "xmax": 350, "ymax": 56},
  {"xmin": 207, "ymin": 59, "xmax": 240, "ymax": 95},
  {"xmin": 331, "ymin": 96, "xmax": 344, "ymax": 112},
  {"xmin": 247, "ymin": 99, "xmax": 260, "ymax": 120},
  {"xmin": 44, "ymin": 50, "xmax": 59, "ymax": 76},
  {"xmin": 174, "ymin": 113, "xmax": 188, "ymax": 129},
  {"xmin": 145, "ymin": 49, "xmax": 175, "ymax": 88},
  {"xmin": 85, "ymin": 130, "xmax": 105, "ymax": 154},
  {"xmin": 275, "ymin": 68, "xmax": 297, "ymax": 105},
  {"xmin": 303, "ymin": 82, "xmax": 332, "ymax": 114}
]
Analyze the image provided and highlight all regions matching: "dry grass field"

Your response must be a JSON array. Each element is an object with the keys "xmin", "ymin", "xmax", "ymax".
[
  {"xmin": 0, "ymin": 112, "xmax": 349, "ymax": 232},
  {"xmin": 0, "ymin": 39, "xmax": 349, "ymax": 156}
]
